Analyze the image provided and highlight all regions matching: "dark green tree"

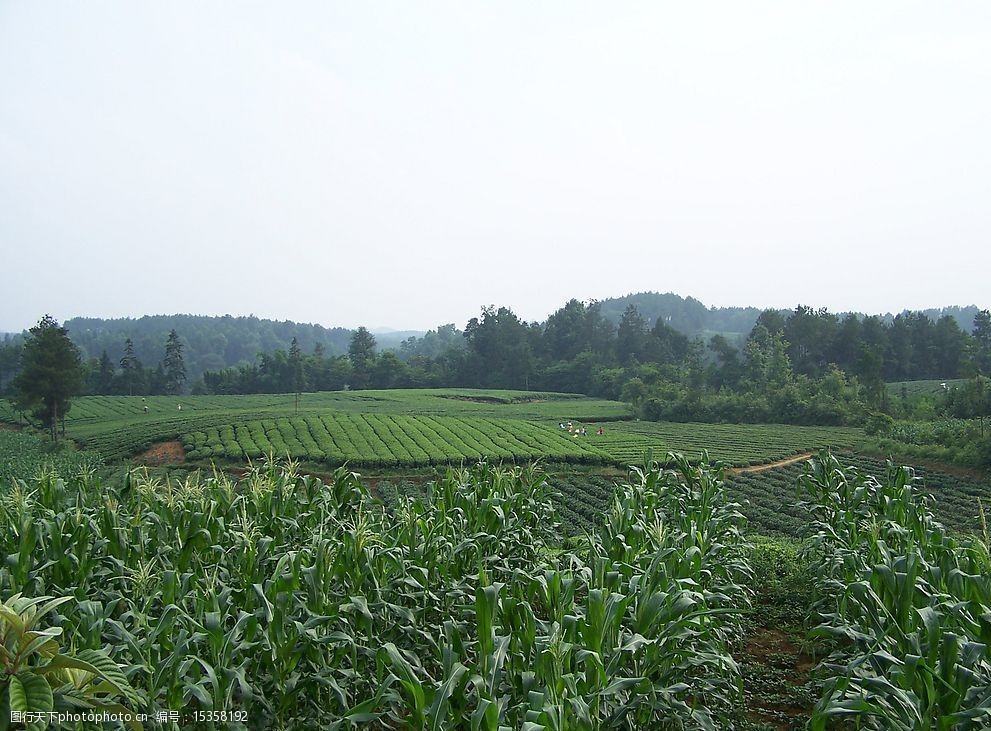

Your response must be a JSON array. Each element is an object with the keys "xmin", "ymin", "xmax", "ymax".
[
  {"xmin": 645, "ymin": 319, "xmax": 689, "ymax": 366},
  {"xmin": 12, "ymin": 315, "xmax": 84, "ymax": 441},
  {"xmin": 616, "ymin": 305, "xmax": 649, "ymax": 366},
  {"xmin": 95, "ymin": 350, "xmax": 115, "ymax": 394},
  {"xmin": 463, "ymin": 306, "xmax": 533, "ymax": 389},
  {"xmin": 348, "ymin": 327, "xmax": 377, "ymax": 389},
  {"xmin": 163, "ymin": 329, "xmax": 186, "ymax": 395},
  {"xmin": 973, "ymin": 310, "xmax": 991, "ymax": 375},
  {"xmin": 707, "ymin": 334, "xmax": 742, "ymax": 389},
  {"xmin": 119, "ymin": 338, "xmax": 138, "ymax": 396},
  {"xmin": 288, "ymin": 337, "xmax": 304, "ymax": 412},
  {"xmin": 0, "ymin": 339, "xmax": 22, "ymax": 396}
]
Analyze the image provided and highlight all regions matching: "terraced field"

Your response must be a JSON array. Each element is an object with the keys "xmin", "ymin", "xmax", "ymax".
[
  {"xmin": 184, "ymin": 414, "xmax": 610, "ymax": 467},
  {"xmin": 728, "ymin": 452, "xmax": 991, "ymax": 537},
  {"xmin": 1, "ymin": 390, "xmax": 870, "ymax": 470},
  {"xmin": 528, "ymin": 454, "xmax": 991, "ymax": 538},
  {"xmin": 0, "ymin": 390, "xmax": 631, "ymax": 462},
  {"xmin": 592, "ymin": 420, "xmax": 860, "ymax": 466}
]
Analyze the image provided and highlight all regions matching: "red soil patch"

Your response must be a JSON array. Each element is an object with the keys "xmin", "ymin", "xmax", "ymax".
[
  {"xmin": 136, "ymin": 440, "xmax": 186, "ymax": 465},
  {"xmin": 744, "ymin": 628, "xmax": 816, "ymax": 676}
]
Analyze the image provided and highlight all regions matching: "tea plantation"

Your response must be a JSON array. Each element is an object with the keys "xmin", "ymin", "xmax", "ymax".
[{"xmin": 0, "ymin": 389, "xmax": 864, "ymax": 469}]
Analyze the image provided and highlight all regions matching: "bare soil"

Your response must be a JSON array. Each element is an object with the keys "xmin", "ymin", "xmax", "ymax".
[
  {"xmin": 136, "ymin": 440, "xmax": 186, "ymax": 465},
  {"xmin": 738, "ymin": 627, "xmax": 818, "ymax": 729}
]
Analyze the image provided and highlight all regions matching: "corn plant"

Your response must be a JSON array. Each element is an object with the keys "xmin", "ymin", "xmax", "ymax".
[
  {"xmin": 0, "ymin": 593, "xmax": 142, "ymax": 731},
  {"xmin": 800, "ymin": 451, "xmax": 991, "ymax": 730},
  {"xmin": 0, "ymin": 452, "xmax": 753, "ymax": 729}
]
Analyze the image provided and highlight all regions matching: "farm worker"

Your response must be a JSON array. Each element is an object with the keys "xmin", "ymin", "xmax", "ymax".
[
  {"xmin": 178, "ymin": 404, "xmax": 182, "ymax": 411},
  {"xmin": 143, "ymin": 405, "xmax": 148, "ymax": 413},
  {"xmin": 581, "ymin": 427, "xmax": 587, "ymax": 436},
  {"xmin": 559, "ymin": 423, "xmax": 565, "ymax": 430},
  {"xmin": 597, "ymin": 426, "xmax": 604, "ymax": 436}
]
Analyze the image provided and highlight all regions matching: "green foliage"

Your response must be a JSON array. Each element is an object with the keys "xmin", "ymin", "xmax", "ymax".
[
  {"xmin": 869, "ymin": 417, "xmax": 991, "ymax": 469},
  {"xmin": 0, "ymin": 456, "xmax": 752, "ymax": 728},
  {"xmin": 162, "ymin": 329, "xmax": 186, "ymax": 396},
  {"xmin": 0, "ymin": 593, "xmax": 141, "ymax": 730},
  {"xmin": 800, "ymin": 452, "xmax": 991, "ymax": 729},
  {"xmin": 864, "ymin": 412, "xmax": 895, "ymax": 436},
  {"xmin": 12, "ymin": 316, "xmax": 84, "ymax": 442},
  {"xmin": 0, "ymin": 431, "xmax": 103, "ymax": 485},
  {"xmin": 347, "ymin": 327, "xmax": 377, "ymax": 390}
]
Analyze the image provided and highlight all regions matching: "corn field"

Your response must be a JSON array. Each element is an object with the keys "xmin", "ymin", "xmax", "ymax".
[
  {"xmin": 1, "ymin": 454, "xmax": 752, "ymax": 729},
  {"xmin": 800, "ymin": 451, "xmax": 991, "ymax": 729}
]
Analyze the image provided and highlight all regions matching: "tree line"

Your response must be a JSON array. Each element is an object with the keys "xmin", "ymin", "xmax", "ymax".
[
  {"xmin": 4, "ymin": 303, "xmax": 990, "ymax": 434},
  {"xmin": 189, "ymin": 302, "xmax": 991, "ymax": 426}
]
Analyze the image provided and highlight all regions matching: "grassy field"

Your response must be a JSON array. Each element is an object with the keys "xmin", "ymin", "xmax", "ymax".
[{"xmin": 1, "ymin": 389, "xmax": 866, "ymax": 469}]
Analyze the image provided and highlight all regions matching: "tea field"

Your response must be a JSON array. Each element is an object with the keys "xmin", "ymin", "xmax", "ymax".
[
  {"xmin": 595, "ymin": 420, "xmax": 860, "ymax": 467},
  {"xmin": 183, "ymin": 414, "xmax": 610, "ymax": 467},
  {"xmin": 0, "ymin": 389, "xmax": 867, "ymax": 470},
  {"xmin": 376, "ymin": 454, "xmax": 991, "ymax": 539}
]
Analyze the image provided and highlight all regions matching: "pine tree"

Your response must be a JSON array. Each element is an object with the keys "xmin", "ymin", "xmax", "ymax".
[
  {"xmin": 163, "ymin": 329, "xmax": 186, "ymax": 395},
  {"xmin": 288, "ymin": 337, "xmax": 303, "ymax": 413},
  {"xmin": 96, "ymin": 350, "xmax": 115, "ymax": 394},
  {"xmin": 119, "ymin": 338, "xmax": 138, "ymax": 396},
  {"xmin": 12, "ymin": 315, "xmax": 84, "ymax": 441}
]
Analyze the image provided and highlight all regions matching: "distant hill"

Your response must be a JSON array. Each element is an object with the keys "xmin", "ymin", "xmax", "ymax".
[
  {"xmin": 64, "ymin": 314, "xmax": 353, "ymax": 382},
  {"xmin": 875, "ymin": 306, "xmax": 980, "ymax": 333},
  {"xmin": 371, "ymin": 329, "xmax": 427, "ymax": 348},
  {"xmin": 597, "ymin": 292, "xmax": 774, "ymax": 343},
  {"xmin": 596, "ymin": 292, "xmax": 984, "ymax": 342}
]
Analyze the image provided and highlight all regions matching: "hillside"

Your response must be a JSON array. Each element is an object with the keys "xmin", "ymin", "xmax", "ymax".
[
  {"xmin": 62, "ymin": 314, "xmax": 353, "ymax": 381},
  {"xmin": 596, "ymin": 292, "xmax": 984, "ymax": 340}
]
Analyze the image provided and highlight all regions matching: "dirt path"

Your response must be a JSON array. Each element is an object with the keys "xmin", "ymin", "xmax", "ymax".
[
  {"xmin": 738, "ymin": 627, "xmax": 817, "ymax": 729},
  {"xmin": 727, "ymin": 451, "xmax": 814, "ymax": 476}
]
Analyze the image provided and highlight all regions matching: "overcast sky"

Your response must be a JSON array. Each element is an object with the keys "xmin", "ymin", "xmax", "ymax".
[{"xmin": 1, "ymin": 2, "xmax": 989, "ymax": 333}]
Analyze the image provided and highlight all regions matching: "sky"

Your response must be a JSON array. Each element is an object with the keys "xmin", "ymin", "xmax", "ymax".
[{"xmin": 1, "ymin": 2, "xmax": 989, "ymax": 333}]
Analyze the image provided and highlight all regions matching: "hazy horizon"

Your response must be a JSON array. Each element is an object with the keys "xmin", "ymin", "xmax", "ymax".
[
  {"xmin": 2, "ymin": 291, "xmax": 986, "ymax": 339},
  {"xmin": 2, "ymin": 2, "xmax": 989, "ymax": 333}
]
